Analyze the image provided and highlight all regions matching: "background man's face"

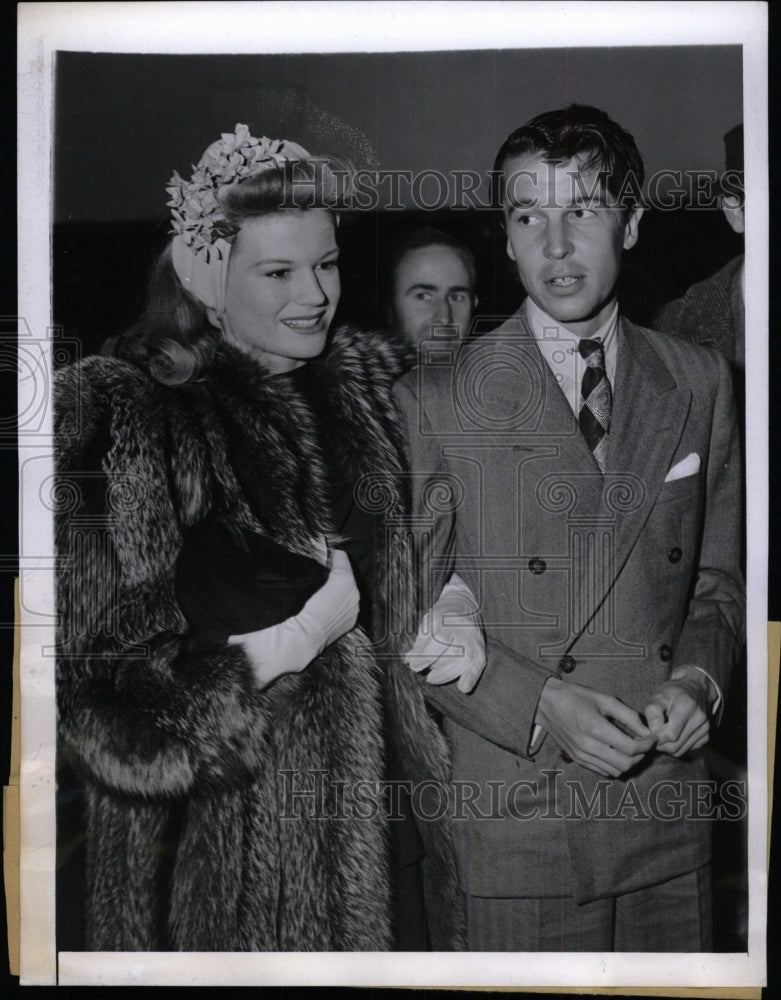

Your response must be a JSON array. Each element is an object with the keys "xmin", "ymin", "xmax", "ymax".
[
  {"xmin": 502, "ymin": 151, "xmax": 642, "ymax": 337},
  {"xmin": 392, "ymin": 245, "xmax": 475, "ymax": 344}
]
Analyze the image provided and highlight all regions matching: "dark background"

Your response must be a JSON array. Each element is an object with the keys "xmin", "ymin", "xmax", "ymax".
[
  {"xmin": 3, "ymin": 25, "xmax": 779, "ymax": 997},
  {"xmin": 54, "ymin": 48, "xmax": 742, "ymax": 224},
  {"xmin": 52, "ymin": 47, "xmax": 744, "ymax": 363}
]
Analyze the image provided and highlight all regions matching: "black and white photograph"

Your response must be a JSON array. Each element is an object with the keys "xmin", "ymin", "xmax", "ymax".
[{"xmin": 16, "ymin": 1, "xmax": 767, "ymax": 988}]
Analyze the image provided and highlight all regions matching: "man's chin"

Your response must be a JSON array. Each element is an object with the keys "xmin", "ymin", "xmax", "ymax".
[
  {"xmin": 532, "ymin": 293, "xmax": 611, "ymax": 334},
  {"xmin": 424, "ymin": 324, "xmax": 460, "ymax": 341}
]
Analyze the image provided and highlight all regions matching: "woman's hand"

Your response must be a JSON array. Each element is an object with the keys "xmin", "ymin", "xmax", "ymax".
[
  {"xmin": 402, "ymin": 573, "xmax": 486, "ymax": 693},
  {"xmin": 228, "ymin": 548, "xmax": 360, "ymax": 688}
]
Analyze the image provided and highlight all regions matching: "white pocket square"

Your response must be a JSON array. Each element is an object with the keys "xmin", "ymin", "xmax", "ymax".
[{"xmin": 665, "ymin": 452, "xmax": 701, "ymax": 482}]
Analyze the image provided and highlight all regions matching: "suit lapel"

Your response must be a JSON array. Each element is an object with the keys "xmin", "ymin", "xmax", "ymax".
[
  {"xmin": 589, "ymin": 319, "xmax": 691, "ymax": 605},
  {"xmin": 481, "ymin": 312, "xmax": 690, "ymax": 643},
  {"xmin": 487, "ymin": 310, "xmax": 605, "ymax": 515}
]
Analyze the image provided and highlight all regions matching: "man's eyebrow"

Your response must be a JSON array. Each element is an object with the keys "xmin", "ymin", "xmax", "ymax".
[
  {"xmin": 568, "ymin": 192, "xmax": 609, "ymax": 207},
  {"xmin": 505, "ymin": 197, "xmax": 538, "ymax": 210},
  {"xmin": 405, "ymin": 282, "xmax": 472, "ymax": 296}
]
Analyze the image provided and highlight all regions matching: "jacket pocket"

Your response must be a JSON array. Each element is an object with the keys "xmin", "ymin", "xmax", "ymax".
[{"xmin": 655, "ymin": 470, "xmax": 701, "ymax": 506}]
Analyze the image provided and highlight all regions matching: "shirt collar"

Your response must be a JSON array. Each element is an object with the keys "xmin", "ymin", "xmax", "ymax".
[
  {"xmin": 525, "ymin": 297, "xmax": 619, "ymax": 355},
  {"xmin": 523, "ymin": 298, "xmax": 620, "ymax": 411}
]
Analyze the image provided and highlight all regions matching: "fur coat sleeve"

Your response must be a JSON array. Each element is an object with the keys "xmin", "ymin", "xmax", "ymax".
[{"xmin": 55, "ymin": 356, "xmax": 275, "ymax": 798}]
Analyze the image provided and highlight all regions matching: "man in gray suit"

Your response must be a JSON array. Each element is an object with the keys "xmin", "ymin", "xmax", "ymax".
[{"xmin": 396, "ymin": 105, "xmax": 744, "ymax": 951}]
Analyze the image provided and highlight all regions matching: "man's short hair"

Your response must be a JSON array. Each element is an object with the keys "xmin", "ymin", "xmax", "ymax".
[
  {"xmin": 382, "ymin": 226, "xmax": 477, "ymax": 326},
  {"xmin": 386, "ymin": 226, "xmax": 477, "ymax": 290},
  {"xmin": 492, "ymin": 104, "xmax": 645, "ymax": 214}
]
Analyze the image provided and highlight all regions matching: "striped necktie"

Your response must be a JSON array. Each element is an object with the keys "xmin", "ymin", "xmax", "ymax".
[{"xmin": 578, "ymin": 338, "xmax": 612, "ymax": 472}]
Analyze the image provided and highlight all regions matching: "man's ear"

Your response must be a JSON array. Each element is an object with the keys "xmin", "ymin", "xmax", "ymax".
[
  {"xmin": 506, "ymin": 236, "xmax": 516, "ymax": 262},
  {"xmin": 721, "ymin": 194, "xmax": 745, "ymax": 234},
  {"xmin": 622, "ymin": 206, "xmax": 644, "ymax": 251}
]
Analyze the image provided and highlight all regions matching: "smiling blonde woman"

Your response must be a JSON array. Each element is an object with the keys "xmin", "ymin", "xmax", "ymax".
[{"xmin": 54, "ymin": 125, "xmax": 484, "ymax": 952}]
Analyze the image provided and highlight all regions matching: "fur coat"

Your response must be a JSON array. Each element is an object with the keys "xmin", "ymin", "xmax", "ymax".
[{"xmin": 54, "ymin": 326, "xmax": 461, "ymax": 952}]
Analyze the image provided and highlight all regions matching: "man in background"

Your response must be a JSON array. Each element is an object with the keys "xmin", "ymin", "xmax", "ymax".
[
  {"xmin": 653, "ymin": 124, "xmax": 744, "ymax": 382},
  {"xmin": 385, "ymin": 227, "xmax": 478, "ymax": 344}
]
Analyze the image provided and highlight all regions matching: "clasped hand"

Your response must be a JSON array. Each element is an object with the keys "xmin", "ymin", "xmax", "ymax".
[
  {"xmin": 535, "ymin": 678, "xmax": 656, "ymax": 778},
  {"xmin": 642, "ymin": 666, "xmax": 714, "ymax": 756},
  {"xmin": 402, "ymin": 573, "xmax": 486, "ymax": 693},
  {"xmin": 536, "ymin": 667, "xmax": 715, "ymax": 778},
  {"xmin": 228, "ymin": 546, "xmax": 360, "ymax": 689}
]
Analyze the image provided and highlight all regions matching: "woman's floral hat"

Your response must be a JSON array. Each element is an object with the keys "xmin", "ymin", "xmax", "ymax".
[{"xmin": 166, "ymin": 124, "xmax": 311, "ymax": 260}]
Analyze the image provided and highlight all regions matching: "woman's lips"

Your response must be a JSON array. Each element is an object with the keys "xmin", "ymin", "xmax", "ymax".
[{"xmin": 281, "ymin": 313, "xmax": 327, "ymax": 331}]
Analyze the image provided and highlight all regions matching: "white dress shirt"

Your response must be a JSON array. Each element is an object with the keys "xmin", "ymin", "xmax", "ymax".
[{"xmin": 525, "ymin": 297, "xmax": 619, "ymax": 418}]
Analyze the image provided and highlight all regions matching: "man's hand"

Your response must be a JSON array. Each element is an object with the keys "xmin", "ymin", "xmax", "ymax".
[
  {"xmin": 643, "ymin": 666, "xmax": 715, "ymax": 756},
  {"xmin": 535, "ymin": 678, "xmax": 656, "ymax": 777}
]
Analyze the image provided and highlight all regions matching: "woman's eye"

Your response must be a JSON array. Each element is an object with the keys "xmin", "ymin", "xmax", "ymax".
[
  {"xmin": 515, "ymin": 213, "xmax": 538, "ymax": 227},
  {"xmin": 266, "ymin": 269, "xmax": 290, "ymax": 280},
  {"xmin": 317, "ymin": 260, "xmax": 338, "ymax": 273},
  {"xmin": 571, "ymin": 208, "xmax": 596, "ymax": 220}
]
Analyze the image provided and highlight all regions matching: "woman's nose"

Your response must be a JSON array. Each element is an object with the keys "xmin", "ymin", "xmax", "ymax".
[{"xmin": 296, "ymin": 269, "xmax": 329, "ymax": 305}]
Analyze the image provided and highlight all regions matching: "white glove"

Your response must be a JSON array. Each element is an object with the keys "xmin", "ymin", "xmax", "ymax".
[
  {"xmin": 402, "ymin": 573, "xmax": 486, "ymax": 693},
  {"xmin": 228, "ymin": 548, "xmax": 360, "ymax": 689}
]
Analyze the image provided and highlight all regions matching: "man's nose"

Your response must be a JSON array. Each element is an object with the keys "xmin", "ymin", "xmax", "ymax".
[
  {"xmin": 434, "ymin": 298, "xmax": 454, "ymax": 325},
  {"xmin": 543, "ymin": 216, "xmax": 573, "ymax": 260}
]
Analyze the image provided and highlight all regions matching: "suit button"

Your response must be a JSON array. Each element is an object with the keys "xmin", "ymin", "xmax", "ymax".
[
  {"xmin": 528, "ymin": 557, "xmax": 547, "ymax": 575},
  {"xmin": 659, "ymin": 644, "xmax": 673, "ymax": 662},
  {"xmin": 561, "ymin": 750, "xmax": 573, "ymax": 763},
  {"xmin": 668, "ymin": 547, "xmax": 682, "ymax": 564},
  {"xmin": 559, "ymin": 655, "xmax": 576, "ymax": 674}
]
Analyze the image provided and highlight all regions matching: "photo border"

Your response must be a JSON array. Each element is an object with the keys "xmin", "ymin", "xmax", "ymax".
[{"xmin": 16, "ymin": 1, "xmax": 768, "ymax": 988}]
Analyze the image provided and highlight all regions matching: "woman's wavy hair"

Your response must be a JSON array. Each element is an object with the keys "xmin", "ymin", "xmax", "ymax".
[{"xmin": 108, "ymin": 156, "xmax": 353, "ymax": 385}]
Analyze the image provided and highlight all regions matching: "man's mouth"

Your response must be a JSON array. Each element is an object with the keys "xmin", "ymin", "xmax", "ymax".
[{"xmin": 548, "ymin": 276, "xmax": 582, "ymax": 287}]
